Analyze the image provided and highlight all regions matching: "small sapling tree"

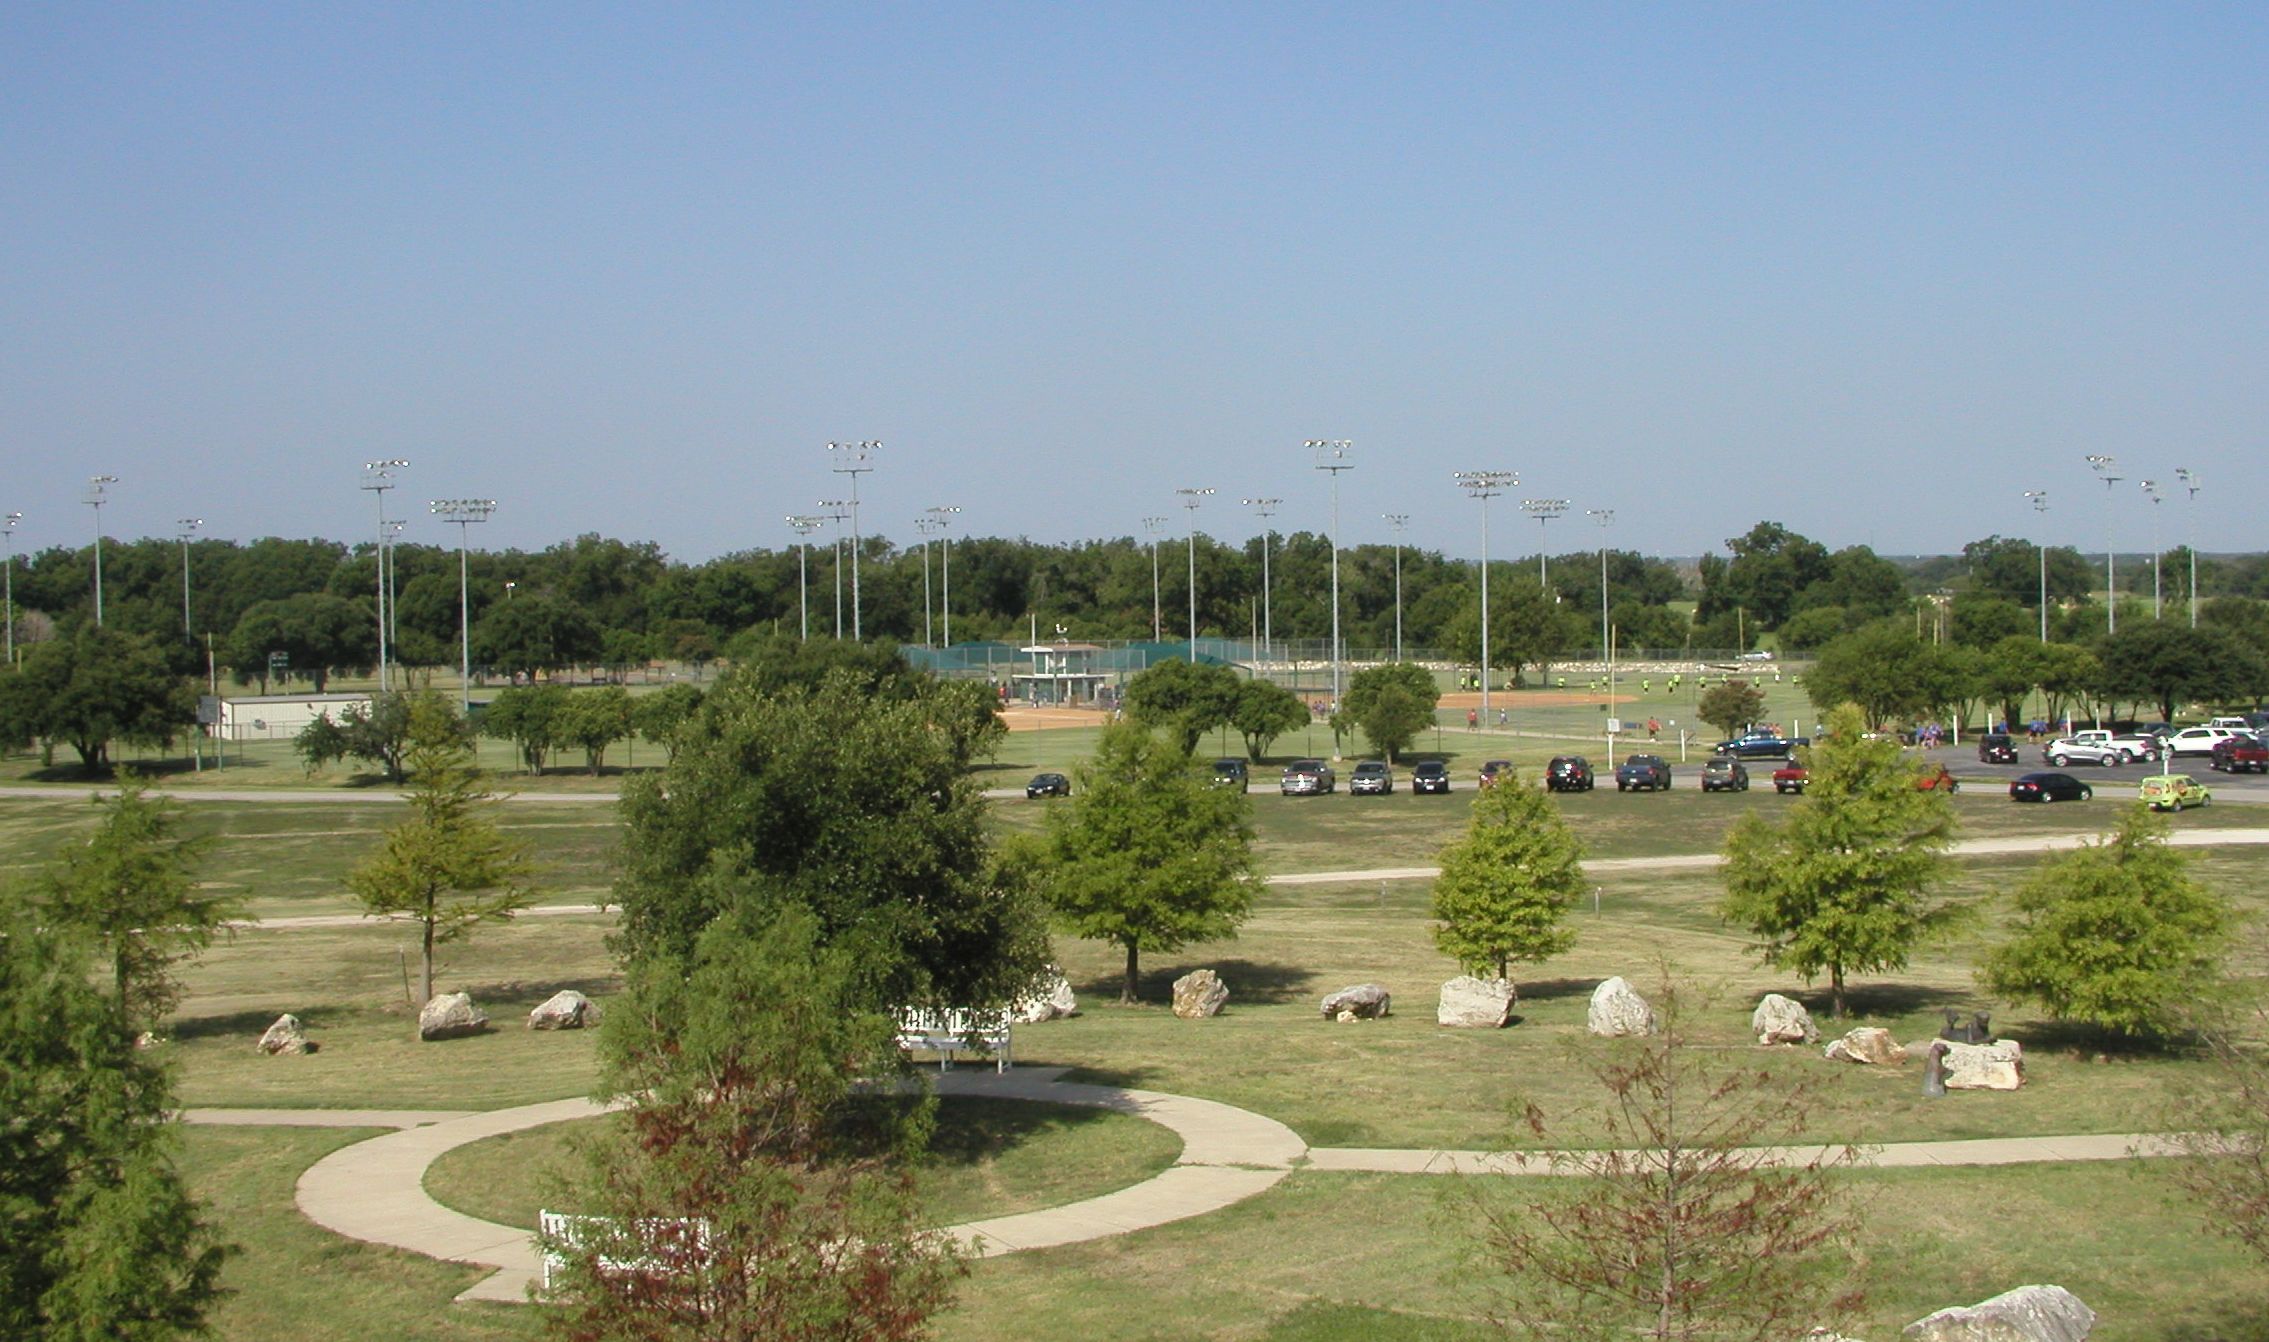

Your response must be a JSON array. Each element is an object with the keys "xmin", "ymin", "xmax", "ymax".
[{"xmin": 1431, "ymin": 774, "xmax": 1583, "ymax": 984}]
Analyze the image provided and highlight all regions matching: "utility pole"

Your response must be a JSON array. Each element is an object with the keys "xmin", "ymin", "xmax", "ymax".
[
  {"xmin": 915, "ymin": 515, "xmax": 941, "ymax": 647},
  {"xmin": 827, "ymin": 440, "xmax": 879, "ymax": 639},
  {"xmin": 1455, "ymin": 470, "xmax": 1516, "ymax": 719},
  {"xmin": 176, "ymin": 517, "xmax": 202, "ymax": 638},
  {"xmin": 2, "ymin": 511, "xmax": 19, "ymax": 664},
  {"xmin": 1307, "ymin": 440, "xmax": 1353, "ymax": 708},
  {"xmin": 361, "ymin": 460, "xmax": 409, "ymax": 689},
  {"xmin": 786, "ymin": 515, "xmax": 823, "ymax": 640},
  {"xmin": 928, "ymin": 505, "xmax": 961, "ymax": 647},
  {"xmin": 1587, "ymin": 508, "xmax": 1613, "ymax": 665},
  {"xmin": 818, "ymin": 502, "xmax": 851, "ymax": 638},
  {"xmin": 2175, "ymin": 468, "xmax": 2201, "ymax": 628},
  {"xmin": 2139, "ymin": 479, "xmax": 2164, "ymax": 620},
  {"xmin": 85, "ymin": 475, "xmax": 118, "ymax": 627},
  {"xmin": 2085, "ymin": 454, "xmax": 2120, "ymax": 634},
  {"xmin": 1522, "ymin": 498, "xmax": 1567, "ymax": 588},
  {"xmin": 1143, "ymin": 516, "xmax": 1167, "ymax": 641},
  {"xmin": 431, "ymin": 499, "xmax": 495, "ymax": 711},
  {"xmin": 1244, "ymin": 497, "xmax": 1280, "ymax": 663},
  {"xmin": 2025, "ymin": 491, "xmax": 2050, "ymax": 642},
  {"xmin": 1176, "ymin": 487, "xmax": 1214, "ymax": 651},
  {"xmin": 1383, "ymin": 513, "xmax": 1408, "ymax": 662}
]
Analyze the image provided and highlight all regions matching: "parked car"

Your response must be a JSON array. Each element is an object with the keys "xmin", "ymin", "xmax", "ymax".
[
  {"xmin": 1545, "ymin": 755, "xmax": 1595, "ymax": 792},
  {"xmin": 2165, "ymin": 725, "xmax": 2243, "ymax": 758},
  {"xmin": 1349, "ymin": 760, "xmax": 1394, "ymax": 795},
  {"xmin": 1713, "ymin": 733, "xmax": 1796, "ymax": 760},
  {"xmin": 1772, "ymin": 763, "xmax": 1809, "ymax": 794},
  {"xmin": 2138, "ymin": 773, "xmax": 2213, "ymax": 812},
  {"xmin": 2010, "ymin": 772, "xmax": 2092, "ymax": 803},
  {"xmin": 1025, "ymin": 772, "xmax": 1071, "ymax": 799},
  {"xmin": 2044, "ymin": 729, "xmax": 2157, "ymax": 767},
  {"xmin": 1478, "ymin": 759, "xmax": 1514, "ymax": 788},
  {"xmin": 2209, "ymin": 733, "xmax": 2268, "ymax": 773},
  {"xmin": 1915, "ymin": 763, "xmax": 1959, "ymax": 793},
  {"xmin": 1700, "ymin": 758, "xmax": 1749, "ymax": 792},
  {"xmin": 1211, "ymin": 757, "xmax": 1250, "ymax": 791},
  {"xmin": 1410, "ymin": 760, "xmax": 1452, "ymax": 795},
  {"xmin": 1976, "ymin": 734, "xmax": 2019, "ymax": 764},
  {"xmin": 1615, "ymin": 754, "xmax": 1672, "ymax": 791},
  {"xmin": 1280, "ymin": 759, "xmax": 1336, "ymax": 795}
]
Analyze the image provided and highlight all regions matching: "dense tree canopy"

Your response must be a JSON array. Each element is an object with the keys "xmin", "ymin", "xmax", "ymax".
[{"xmin": 0, "ymin": 625, "xmax": 196, "ymax": 771}]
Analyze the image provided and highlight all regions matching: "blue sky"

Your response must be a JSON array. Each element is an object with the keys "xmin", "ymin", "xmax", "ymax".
[{"xmin": 5, "ymin": 4, "xmax": 2262, "ymax": 563}]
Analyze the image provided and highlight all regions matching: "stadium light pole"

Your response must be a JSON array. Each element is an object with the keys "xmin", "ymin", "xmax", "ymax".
[
  {"xmin": 431, "ymin": 499, "xmax": 495, "ymax": 711},
  {"xmin": 2025, "ymin": 490, "xmax": 2050, "ymax": 642},
  {"xmin": 827, "ymin": 440, "xmax": 879, "ymax": 639},
  {"xmin": 1455, "ymin": 469, "xmax": 1516, "ymax": 719},
  {"xmin": 786, "ymin": 515, "xmax": 823, "ymax": 640},
  {"xmin": 385, "ymin": 518, "xmax": 407, "ymax": 644},
  {"xmin": 175, "ymin": 517, "xmax": 202, "ymax": 639},
  {"xmin": 1587, "ymin": 508, "xmax": 1613, "ymax": 665},
  {"xmin": 2, "ymin": 511, "xmax": 20, "ymax": 663},
  {"xmin": 1523, "ymin": 498, "xmax": 1567, "ymax": 589},
  {"xmin": 1176, "ymin": 488, "xmax": 1214, "ymax": 650},
  {"xmin": 2140, "ymin": 479, "xmax": 2164, "ymax": 619},
  {"xmin": 2085, "ymin": 454, "xmax": 2120, "ymax": 634},
  {"xmin": 85, "ymin": 475, "xmax": 118, "ymax": 626},
  {"xmin": 914, "ymin": 515, "xmax": 941, "ymax": 648},
  {"xmin": 1307, "ymin": 440, "xmax": 1354, "ymax": 708},
  {"xmin": 2175, "ymin": 468, "xmax": 2201, "ymax": 627},
  {"xmin": 361, "ymin": 460, "xmax": 409, "ymax": 689},
  {"xmin": 928, "ymin": 505, "xmax": 960, "ymax": 647},
  {"xmin": 1383, "ymin": 513, "xmax": 1409, "ymax": 662},
  {"xmin": 818, "ymin": 502, "xmax": 851, "ymax": 638},
  {"xmin": 1244, "ymin": 497, "xmax": 1280, "ymax": 663},
  {"xmin": 1143, "ymin": 516, "xmax": 1167, "ymax": 640}
]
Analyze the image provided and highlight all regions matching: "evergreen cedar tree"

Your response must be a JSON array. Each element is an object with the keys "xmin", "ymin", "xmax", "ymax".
[
  {"xmin": 1719, "ymin": 703, "xmax": 1962, "ymax": 1017},
  {"xmin": 1430, "ymin": 772, "xmax": 1584, "ymax": 984}
]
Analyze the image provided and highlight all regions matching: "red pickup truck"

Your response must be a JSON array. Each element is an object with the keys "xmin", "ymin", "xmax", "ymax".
[
  {"xmin": 2210, "ymin": 734, "xmax": 2268, "ymax": 773},
  {"xmin": 1772, "ymin": 764, "xmax": 1808, "ymax": 794}
]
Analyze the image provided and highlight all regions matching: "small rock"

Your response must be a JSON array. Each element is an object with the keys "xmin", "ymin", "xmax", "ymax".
[
  {"xmin": 134, "ymin": 1030, "xmax": 163, "ymax": 1050},
  {"xmin": 1172, "ymin": 969, "xmax": 1229, "ymax": 1019},
  {"xmin": 1903, "ymin": 1284, "xmax": 2094, "ymax": 1342},
  {"xmin": 1437, "ymin": 975, "xmax": 1515, "ymax": 1028},
  {"xmin": 418, "ymin": 992, "xmax": 489, "ymax": 1041},
  {"xmin": 1587, "ymin": 977, "xmax": 1658, "ymax": 1037},
  {"xmin": 257, "ymin": 1014, "xmax": 312, "ymax": 1056},
  {"xmin": 1942, "ymin": 1039, "xmax": 2025, "ymax": 1091},
  {"xmin": 1321, "ymin": 983, "xmax": 1391, "ymax": 1020},
  {"xmin": 1824, "ymin": 1027, "xmax": 1907, "ymax": 1065},
  {"xmin": 1751, "ymin": 993, "xmax": 1818, "ymax": 1046},
  {"xmin": 1011, "ymin": 964, "xmax": 1079, "ymax": 1024},
  {"xmin": 528, "ymin": 990, "xmax": 596, "ymax": 1030}
]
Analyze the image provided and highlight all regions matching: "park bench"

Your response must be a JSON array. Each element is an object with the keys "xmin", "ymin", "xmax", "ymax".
[
  {"xmin": 893, "ymin": 1007, "xmax": 1012, "ymax": 1073},
  {"xmin": 538, "ymin": 1210, "xmax": 710, "ymax": 1290}
]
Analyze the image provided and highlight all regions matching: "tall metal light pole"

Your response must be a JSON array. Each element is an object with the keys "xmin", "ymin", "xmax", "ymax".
[
  {"xmin": 1307, "ymin": 440, "xmax": 1353, "ymax": 707},
  {"xmin": 928, "ymin": 505, "xmax": 960, "ymax": 647},
  {"xmin": 1143, "ymin": 517, "xmax": 1167, "ymax": 640},
  {"xmin": 361, "ymin": 459, "xmax": 409, "ymax": 689},
  {"xmin": 2139, "ymin": 479, "xmax": 2164, "ymax": 619},
  {"xmin": 85, "ymin": 475, "xmax": 118, "ymax": 627},
  {"xmin": 1176, "ymin": 488, "xmax": 1214, "ymax": 650},
  {"xmin": 818, "ymin": 502, "xmax": 851, "ymax": 638},
  {"xmin": 786, "ymin": 515, "xmax": 822, "ymax": 640},
  {"xmin": 385, "ymin": 518, "xmax": 406, "ymax": 643},
  {"xmin": 2025, "ymin": 490, "xmax": 2050, "ymax": 642},
  {"xmin": 2175, "ymin": 468, "xmax": 2201, "ymax": 627},
  {"xmin": 431, "ymin": 499, "xmax": 495, "ymax": 711},
  {"xmin": 1522, "ymin": 498, "xmax": 1567, "ymax": 588},
  {"xmin": 2085, "ymin": 454, "xmax": 2120, "ymax": 634},
  {"xmin": 827, "ymin": 440, "xmax": 879, "ymax": 639},
  {"xmin": 2, "ymin": 511, "xmax": 19, "ymax": 664},
  {"xmin": 1587, "ymin": 508, "xmax": 1613, "ymax": 665},
  {"xmin": 1456, "ymin": 469, "xmax": 1516, "ymax": 719},
  {"xmin": 176, "ymin": 517, "xmax": 202, "ymax": 638},
  {"xmin": 1243, "ymin": 497, "xmax": 1280, "ymax": 662},
  {"xmin": 914, "ymin": 516, "xmax": 941, "ymax": 647},
  {"xmin": 1382, "ymin": 513, "xmax": 1408, "ymax": 662}
]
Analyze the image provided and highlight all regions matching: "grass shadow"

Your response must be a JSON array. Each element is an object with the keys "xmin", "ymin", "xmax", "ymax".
[
  {"xmin": 1065, "ymin": 958, "xmax": 1321, "ymax": 1007},
  {"xmin": 455, "ymin": 973, "xmax": 622, "ymax": 1005},
  {"xmin": 1517, "ymin": 976, "xmax": 1607, "ymax": 1002},
  {"xmin": 923, "ymin": 1094, "xmax": 1135, "ymax": 1168},
  {"xmin": 171, "ymin": 1005, "xmax": 348, "ymax": 1040}
]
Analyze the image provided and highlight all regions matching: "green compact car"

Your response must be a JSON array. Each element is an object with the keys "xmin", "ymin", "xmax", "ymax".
[{"xmin": 2138, "ymin": 773, "xmax": 2213, "ymax": 812}]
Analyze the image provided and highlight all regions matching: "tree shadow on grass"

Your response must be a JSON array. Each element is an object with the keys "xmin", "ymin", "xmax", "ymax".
[
  {"xmin": 1065, "ymin": 957, "xmax": 1319, "ymax": 1007},
  {"xmin": 454, "ymin": 973, "xmax": 621, "ymax": 1006},
  {"xmin": 923, "ymin": 1094, "xmax": 1134, "ymax": 1167},
  {"xmin": 1517, "ymin": 976, "xmax": 1607, "ymax": 1002},
  {"xmin": 171, "ymin": 1005, "xmax": 349, "ymax": 1041},
  {"xmin": 1826, "ymin": 982, "xmax": 1976, "ymax": 1021}
]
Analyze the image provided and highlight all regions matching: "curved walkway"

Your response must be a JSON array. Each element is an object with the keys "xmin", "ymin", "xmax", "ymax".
[{"xmin": 190, "ymin": 1070, "xmax": 2181, "ymax": 1308}]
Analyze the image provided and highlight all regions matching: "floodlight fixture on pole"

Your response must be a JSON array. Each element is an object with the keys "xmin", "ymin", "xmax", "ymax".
[
  {"xmin": 914, "ymin": 515, "xmax": 942, "ymax": 648},
  {"xmin": 2, "ymin": 511, "xmax": 19, "ymax": 664},
  {"xmin": 1522, "ymin": 498, "xmax": 1567, "ymax": 589},
  {"xmin": 85, "ymin": 475, "xmax": 119, "ymax": 627},
  {"xmin": 2085, "ymin": 454, "xmax": 2120, "ymax": 634},
  {"xmin": 432, "ymin": 499, "xmax": 496, "ymax": 711},
  {"xmin": 1587, "ymin": 508, "xmax": 1613, "ymax": 666},
  {"xmin": 1176, "ymin": 487, "xmax": 1214, "ymax": 649},
  {"xmin": 927, "ymin": 505, "xmax": 961, "ymax": 647},
  {"xmin": 2024, "ymin": 490, "xmax": 2050, "ymax": 642},
  {"xmin": 1455, "ymin": 469, "xmax": 1516, "ymax": 718},
  {"xmin": 786, "ymin": 515, "xmax": 823, "ymax": 640},
  {"xmin": 2175, "ymin": 468, "xmax": 2201, "ymax": 627},
  {"xmin": 2140, "ymin": 479, "xmax": 2164, "ymax": 619},
  {"xmin": 1143, "ymin": 516, "xmax": 1168, "ymax": 640},
  {"xmin": 1307, "ymin": 439, "xmax": 1354, "ymax": 707},
  {"xmin": 1244, "ymin": 497, "xmax": 1281, "ymax": 663},
  {"xmin": 361, "ymin": 459, "xmax": 409, "ymax": 689},
  {"xmin": 1383, "ymin": 513, "xmax": 1409, "ymax": 662},
  {"xmin": 818, "ymin": 501, "xmax": 852, "ymax": 638},
  {"xmin": 176, "ymin": 517, "xmax": 202, "ymax": 639},
  {"xmin": 827, "ymin": 440, "xmax": 879, "ymax": 639}
]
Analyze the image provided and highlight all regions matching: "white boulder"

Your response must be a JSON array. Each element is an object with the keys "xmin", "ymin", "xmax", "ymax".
[
  {"xmin": 1751, "ymin": 993, "xmax": 1818, "ymax": 1045},
  {"xmin": 1437, "ymin": 976, "xmax": 1515, "ymax": 1028},
  {"xmin": 1172, "ymin": 969, "xmax": 1229, "ymax": 1019},
  {"xmin": 1942, "ymin": 1039, "xmax": 2025, "ymax": 1091},
  {"xmin": 1012, "ymin": 964, "xmax": 1079, "ymax": 1023},
  {"xmin": 1322, "ymin": 983, "xmax": 1392, "ymax": 1021},
  {"xmin": 1903, "ymin": 1284, "xmax": 2094, "ymax": 1342},
  {"xmin": 257, "ymin": 1014, "xmax": 312, "ymax": 1055},
  {"xmin": 528, "ymin": 990, "xmax": 596, "ymax": 1030},
  {"xmin": 1587, "ymin": 977, "xmax": 1658, "ymax": 1037},
  {"xmin": 1824, "ymin": 1027, "xmax": 1907, "ymax": 1065},
  {"xmin": 418, "ymin": 992, "xmax": 489, "ymax": 1041}
]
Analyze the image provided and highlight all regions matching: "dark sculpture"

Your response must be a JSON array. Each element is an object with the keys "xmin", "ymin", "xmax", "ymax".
[
  {"xmin": 1938, "ymin": 1009, "xmax": 1992, "ymax": 1044},
  {"xmin": 1923, "ymin": 1041, "xmax": 1949, "ymax": 1098}
]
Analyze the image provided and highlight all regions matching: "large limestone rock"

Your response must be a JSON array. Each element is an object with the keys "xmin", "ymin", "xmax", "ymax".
[
  {"xmin": 1012, "ymin": 964, "xmax": 1079, "ymax": 1024},
  {"xmin": 1322, "ymin": 983, "xmax": 1392, "ymax": 1021},
  {"xmin": 418, "ymin": 992, "xmax": 489, "ymax": 1041},
  {"xmin": 1824, "ymin": 1027, "xmax": 1907, "ymax": 1065},
  {"xmin": 257, "ymin": 1014, "xmax": 312, "ymax": 1055},
  {"xmin": 1172, "ymin": 969, "xmax": 1229, "ymax": 1019},
  {"xmin": 1941, "ymin": 1039, "xmax": 2025, "ymax": 1091},
  {"xmin": 1751, "ymin": 993, "xmax": 1818, "ymax": 1046},
  {"xmin": 1437, "ymin": 976, "xmax": 1515, "ymax": 1028},
  {"xmin": 1587, "ymin": 977, "xmax": 1658, "ymax": 1037},
  {"xmin": 1903, "ymin": 1284, "xmax": 2095, "ymax": 1342},
  {"xmin": 528, "ymin": 990, "xmax": 596, "ymax": 1030}
]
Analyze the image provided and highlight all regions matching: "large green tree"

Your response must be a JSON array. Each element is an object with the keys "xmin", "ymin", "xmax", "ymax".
[
  {"xmin": 471, "ymin": 593, "xmax": 602, "ymax": 682},
  {"xmin": 1341, "ymin": 662, "xmax": 1440, "ymax": 762},
  {"xmin": 2096, "ymin": 622, "xmax": 2266, "ymax": 723},
  {"xmin": 1037, "ymin": 723, "xmax": 1263, "ymax": 1003},
  {"xmin": 294, "ymin": 689, "xmax": 416, "ymax": 781},
  {"xmin": 1430, "ymin": 775, "xmax": 1584, "ymax": 983},
  {"xmin": 1719, "ymin": 705, "xmax": 1963, "ymax": 1016},
  {"xmin": 1122, "ymin": 658, "xmax": 1241, "ymax": 754},
  {"xmin": 226, "ymin": 591, "xmax": 372, "ymax": 691},
  {"xmin": 554, "ymin": 685, "xmax": 634, "ymax": 775},
  {"xmin": 1803, "ymin": 621, "xmax": 1977, "ymax": 729},
  {"xmin": 1225, "ymin": 678, "xmax": 1307, "ymax": 762},
  {"xmin": 1980, "ymin": 806, "xmax": 2232, "ymax": 1041},
  {"xmin": 479, "ymin": 683, "xmax": 572, "ymax": 774},
  {"xmin": 1697, "ymin": 679, "xmax": 1767, "ymax": 740},
  {"xmin": 0, "ymin": 626, "xmax": 196, "ymax": 773}
]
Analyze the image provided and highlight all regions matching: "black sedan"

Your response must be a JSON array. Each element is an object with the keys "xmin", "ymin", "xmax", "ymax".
[
  {"xmin": 1713, "ymin": 733, "xmax": 1796, "ymax": 760},
  {"xmin": 1025, "ymin": 772, "xmax": 1071, "ymax": 799},
  {"xmin": 2009, "ymin": 772, "xmax": 2091, "ymax": 803},
  {"xmin": 1411, "ymin": 760, "xmax": 1452, "ymax": 794}
]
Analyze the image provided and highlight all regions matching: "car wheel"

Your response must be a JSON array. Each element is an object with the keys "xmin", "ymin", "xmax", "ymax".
[
  {"xmin": 2080, "ymin": 786, "xmax": 2093, "ymax": 801},
  {"xmin": 2048, "ymin": 754, "xmax": 2068, "ymax": 767}
]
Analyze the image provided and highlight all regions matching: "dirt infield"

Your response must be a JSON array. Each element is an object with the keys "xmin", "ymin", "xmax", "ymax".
[
  {"xmin": 1439, "ymin": 689, "xmax": 1628, "ymax": 710},
  {"xmin": 999, "ymin": 705, "xmax": 1116, "ymax": 732}
]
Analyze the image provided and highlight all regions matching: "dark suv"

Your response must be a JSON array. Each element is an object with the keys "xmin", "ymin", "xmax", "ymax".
[
  {"xmin": 1545, "ymin": 756, "xmax": 1594, "ymax": 792},
  {"xmin": 1411, "ymin": 760, "xmax": 1452, "ymax": 795},
  {"xmin": 1349, "ymin": 761, "xmax": 1394, "ymax": 795},
  {"xmin": 1211, "ymin": 758, "xmax": 1249, "ymax": 791},
  {"xmin": 1615, "ymin": 754, "xmax": 1672, "ymax": 791},
  {"xmin": 1977, "ymin": 734, "xmax": 2019, "ymax": 764}
]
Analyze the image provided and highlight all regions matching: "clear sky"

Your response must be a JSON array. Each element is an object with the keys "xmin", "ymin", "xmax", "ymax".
[{"xmin": 5, "ymin": 4, "xmax": 2261, "ymax": 564}]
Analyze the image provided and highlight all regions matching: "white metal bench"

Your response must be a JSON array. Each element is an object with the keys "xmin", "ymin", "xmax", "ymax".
[
  {"xmin": 538, "ymin": 1210, "xmax": 710, "ymax": 1290},
  {"xmin": 893, "ymin": 1007, "xmax": 1011, "ymax": 1073}
]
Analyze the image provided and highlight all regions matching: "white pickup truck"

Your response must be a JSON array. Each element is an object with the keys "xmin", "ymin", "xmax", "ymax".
[{"xmin": 2043, "ymin": 729, "xmax": 2160, "ymax": 767}]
